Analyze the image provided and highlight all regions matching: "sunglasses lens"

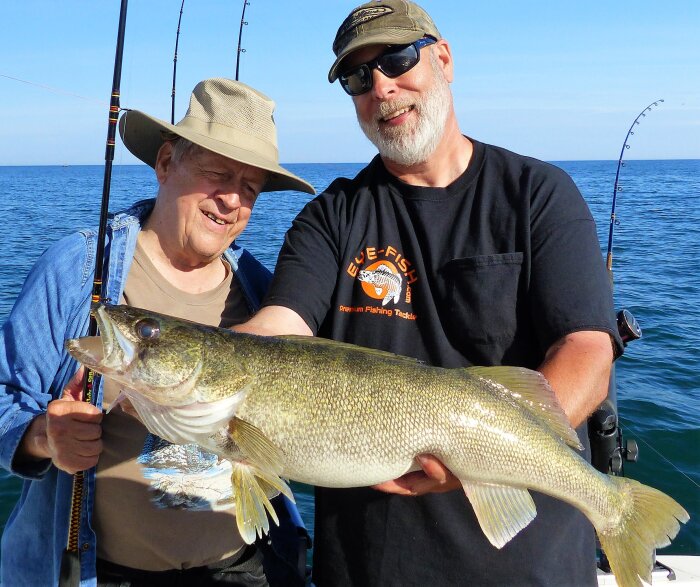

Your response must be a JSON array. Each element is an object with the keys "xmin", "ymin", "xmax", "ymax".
[
  {"xmin": 340, "ymin": 65, "xmax": 372, "ymax": 96},
  {"xmin": 378, "ymin": 45, "xmax": 419, "ymax": 78},
  {"xmin": 338, "ymin": 40, "xmax": 429, "ymax": 96}
]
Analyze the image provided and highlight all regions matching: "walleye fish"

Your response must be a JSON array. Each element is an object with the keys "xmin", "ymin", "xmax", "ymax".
[{"xmin": 66, "ymin": 304, "xmax": 689, "ymax": 587}]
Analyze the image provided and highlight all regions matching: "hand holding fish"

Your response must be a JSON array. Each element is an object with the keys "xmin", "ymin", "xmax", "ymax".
[
  {"xmin": 373, "ymin": 454, "xmax": 460, "ymax": 495},
  {"xmin": 20, "ymin": 367, "xmax": 103, "ymax": 475}
]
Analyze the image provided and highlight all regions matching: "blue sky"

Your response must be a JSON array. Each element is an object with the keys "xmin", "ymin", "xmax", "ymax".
[{"xmin": 1, "ymin": 0, "xmax": 698, "ymax": 165}]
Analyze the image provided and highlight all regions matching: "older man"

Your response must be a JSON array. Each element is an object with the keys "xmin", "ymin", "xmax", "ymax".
[
  {"xmin": 0, "ymin": 78, "xmax": 313, "ymax": 586},
  {"xmin": 239, "ymin": 2, "xmax": 623, "ymax": 586}
]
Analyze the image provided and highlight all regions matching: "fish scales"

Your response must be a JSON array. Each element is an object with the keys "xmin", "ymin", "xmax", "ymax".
[
  {"xmin": 66, "ymin": 305, "xmax": 689, "ymax": 587},
  {"xmin": 233, "ymin": 335, "xmax": 610, "ymax": 511}
]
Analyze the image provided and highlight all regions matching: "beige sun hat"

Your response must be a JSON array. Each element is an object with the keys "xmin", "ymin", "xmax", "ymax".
[{"xmin": 119, "ymin": 78, "xmax": 315, "ymax": 194}]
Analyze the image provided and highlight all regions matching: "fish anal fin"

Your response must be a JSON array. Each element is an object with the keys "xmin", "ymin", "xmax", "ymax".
[
  {"xmin": 228, "ymin": 418, "xmax": 283, "ymax": 474},
  {"xmin": 461, "ymin": 481, "xmax": 537, "ymax": 549},
  {"xmin": 465, "ymin": 366, "xmax": 583, "ymax": 450},
  {"xmin": 230, "ymin": 463, "xmax": 295, "ymax": 544}
]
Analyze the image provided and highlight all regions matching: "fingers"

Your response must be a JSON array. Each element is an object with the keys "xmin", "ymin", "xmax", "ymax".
[
  {"xmin": 414, "ymin": 455, "xmax": 461, "ymax": 493},
  {"xmin": 45, "ymin": 397, "xmax": 103, "ymax": 474},
  {"xmin": 417, "ymin": 455, "xmax": 450, "ymax": 483},
  {"xmin": 372, "ymin": 472, "xmax": 428, "ymax": 495},
  {"xmin": 372, "ymin": 455, "xmax": 461, "ymax": 496}
]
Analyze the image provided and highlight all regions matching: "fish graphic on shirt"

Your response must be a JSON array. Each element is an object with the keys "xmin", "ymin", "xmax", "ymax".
[{"xmin": 358, "ymin": 263, "xmax": 402, "ymax": 306}]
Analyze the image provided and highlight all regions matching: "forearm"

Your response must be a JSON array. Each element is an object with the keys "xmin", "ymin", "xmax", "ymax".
[
  {"xmin": 234, "ymin": 305, "xmax": 313, "ymax": 337},
  {"xmin": 538, "ymin": 330, "xmax": 614, "ymax": 428}
]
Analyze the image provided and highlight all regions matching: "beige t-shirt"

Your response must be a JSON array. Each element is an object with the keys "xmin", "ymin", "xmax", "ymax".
[{"xmin": 94, "ymin": 240, "xmax": 252, "ymax": 570}]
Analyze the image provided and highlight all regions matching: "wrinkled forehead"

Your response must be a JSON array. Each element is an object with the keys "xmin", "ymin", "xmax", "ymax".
[{"xmin": 180, "ymin": 146, "xmax": 268, "ymax": 183}]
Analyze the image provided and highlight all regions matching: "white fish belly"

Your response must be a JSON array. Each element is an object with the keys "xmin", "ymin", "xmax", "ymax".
[{"xmin": 282, "ymin": 454, "xmax": 418, "ymax": 488}]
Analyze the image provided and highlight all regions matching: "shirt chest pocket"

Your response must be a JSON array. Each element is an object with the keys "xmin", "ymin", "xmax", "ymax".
[{"xmin": 441, "ymin": 252, "xmax": 524, "ymax": 346}]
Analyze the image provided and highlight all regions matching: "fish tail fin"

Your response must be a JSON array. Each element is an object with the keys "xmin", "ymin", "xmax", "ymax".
[
  {"xmin": 231, "ymin": 463, "xmax": 295, "ymax": 545},
  {"xmin": 597, "ymin": 477, "xmax": 689, "ymax": 587}
]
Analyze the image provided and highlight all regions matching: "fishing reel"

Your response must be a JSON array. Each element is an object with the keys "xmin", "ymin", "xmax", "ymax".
[
  {"xmin": 588, "ymin": 309, "xmax": 641, "ymax": 475},
  {"xmin": 616, "ymin": 309, "xmax": 642, "ymax": 344}
]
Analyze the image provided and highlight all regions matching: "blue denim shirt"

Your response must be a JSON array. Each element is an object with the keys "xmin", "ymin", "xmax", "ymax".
[{"xmin": 0, "ymin": 199, "xmax": 304, "ymax": 586}]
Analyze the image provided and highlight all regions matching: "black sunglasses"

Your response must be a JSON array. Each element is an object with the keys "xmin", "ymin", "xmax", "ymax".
[{"xmin": 339, "ymin": 37, "xmax": 437, "ymax": 96}]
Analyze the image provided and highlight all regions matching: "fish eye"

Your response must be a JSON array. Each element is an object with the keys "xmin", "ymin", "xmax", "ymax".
[{"xmin": 135, "ymin": 318, "xmax": 160, "ymax": 340}]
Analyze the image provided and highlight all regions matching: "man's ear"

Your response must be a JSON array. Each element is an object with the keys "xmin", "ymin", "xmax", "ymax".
[
  {"xmin": 434, "ymin": 39, "xmax": 454, "ymax": 83},
  {"xmin": 154, "ymin": 141, "xmax": 174, "ymax": 184}
]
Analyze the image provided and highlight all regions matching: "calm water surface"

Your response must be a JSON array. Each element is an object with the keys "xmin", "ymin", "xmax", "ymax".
[{"xmin": 0, "ymin": 159, "xmax": 698, "ymax": 554}]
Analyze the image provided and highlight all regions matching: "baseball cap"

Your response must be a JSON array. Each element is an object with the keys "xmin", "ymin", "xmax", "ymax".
[{"xmin": 328, "ymin": 0, "xmax": 441, "ymax": 83}]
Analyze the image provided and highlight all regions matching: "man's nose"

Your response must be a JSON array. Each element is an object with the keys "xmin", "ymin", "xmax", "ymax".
[
  {"xmin": 215, "ymin": 189, "xmax": 241, "ymax": 210},
  {"xmin": 370, "ymin": 68, "xmax": 398, "ymax": 100}
]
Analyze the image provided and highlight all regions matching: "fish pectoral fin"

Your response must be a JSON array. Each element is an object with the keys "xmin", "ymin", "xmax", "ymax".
[
  {"xmin": 228, "ymin": 417, "xmax": 284, "ymax": 474},
  {"xmin": 461, "ymin": 481, "xmax": 537, "ymax": 549},
  {"xmin": 230, "ymin": 463, "xmax": 295, "ymax": 544},
  {"xmin": 465, "ymin": 366, "xmax": 583, "ymax": 450}
]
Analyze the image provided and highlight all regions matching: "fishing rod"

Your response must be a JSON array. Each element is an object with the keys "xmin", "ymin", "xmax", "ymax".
[
  {"xmin": 171, "ymin": 0, "xmax": 248, "ymax": 121},
  {"xmin": 171, "ymin": 0, "xmax": 186, "ymax": 124},
  {"xmin": 59, "ymin": 1, "xmax": 129, "ymax": 585},
  {"xmin": 605, "ymin": 99, "xmax": 665, "ymax": 275},
  {"xmin": 592, "ymin": 99, "xmax": 666, "ymax": 575},
  {"xmin": 235, "ymin": 1, "xmax": 251, "ymax": 80},
  {"xmin": 589, "ymin": 100, "xmax": 664, "ymax": 478}
]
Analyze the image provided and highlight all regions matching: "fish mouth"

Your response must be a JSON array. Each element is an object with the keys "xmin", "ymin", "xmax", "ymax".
[{"xmin": 65, "ymin": 305, "xmax": 135, "ymax": 376}]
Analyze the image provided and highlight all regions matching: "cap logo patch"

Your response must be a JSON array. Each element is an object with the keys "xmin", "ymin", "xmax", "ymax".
[{"xmin": 336, "ymin": 6, "xmax": 393, "ymax": 44}]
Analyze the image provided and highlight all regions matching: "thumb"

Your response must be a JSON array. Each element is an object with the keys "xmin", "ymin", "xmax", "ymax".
[{"xmin": 61, "ymin": 366, "xmax": 87, "ymax": 401}]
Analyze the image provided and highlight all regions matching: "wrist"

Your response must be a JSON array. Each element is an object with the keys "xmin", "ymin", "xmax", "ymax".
[{"xmin": 18, "ymin": 414, "xmax": 50, "ymax": 462}]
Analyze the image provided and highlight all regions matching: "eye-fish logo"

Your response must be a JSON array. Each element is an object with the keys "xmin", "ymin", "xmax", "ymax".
[{"xmin": 358, "ymin": 261, "xmax": 402, "ymax": 306}]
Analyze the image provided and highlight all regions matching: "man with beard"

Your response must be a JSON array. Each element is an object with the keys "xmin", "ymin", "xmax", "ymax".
[{"xmin": 238, "ymin": 1, "xmax": 622, "ymax": 585}]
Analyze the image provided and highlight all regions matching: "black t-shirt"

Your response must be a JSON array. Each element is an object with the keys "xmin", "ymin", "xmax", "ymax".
[{"xmin": 265, "ymin": 140, "xmax": 622, "ymax": 586}]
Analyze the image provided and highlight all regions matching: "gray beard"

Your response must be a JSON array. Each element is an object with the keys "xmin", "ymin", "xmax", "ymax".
[{"xmin": 357, "ymin": 56, "xmax": 451, "ymax": 166}]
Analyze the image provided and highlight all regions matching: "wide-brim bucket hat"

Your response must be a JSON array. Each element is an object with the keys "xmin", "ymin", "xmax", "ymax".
[{"xmin": 119, "ymin": 78, "xmax": 315, "ymax": 195}]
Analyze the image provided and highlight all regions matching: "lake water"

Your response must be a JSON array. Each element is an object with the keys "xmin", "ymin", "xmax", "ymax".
[{"xmin": 0, "ymin": 159, "xmax": 698, "ymax": 555}]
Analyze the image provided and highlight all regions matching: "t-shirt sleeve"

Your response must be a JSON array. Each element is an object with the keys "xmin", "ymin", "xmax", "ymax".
[
  {"xmin": 263, "ymin": 189, "xmax": 343, "ymax": 334},
  {"xmin": 527, "ymin": 165, "xmax": 623, "ymax": 356}
]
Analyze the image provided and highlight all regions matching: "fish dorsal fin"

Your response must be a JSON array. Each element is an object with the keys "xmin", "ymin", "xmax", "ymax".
[
  {"xmin": 230, "ymin": 462, "xmax": 295, "ymax": 544},
  {"xmin": 461, "ymin": 481, "xmax": 537, "ymax": 549},
  {"xmin": 276, "ymin": 335, "xmax": 425, "ymax": 365},
  {"xmin": 228, "ymin": 417, "xmax": 284, "ymax": 475},
  {"xmin": 465, "ymin": 366, "xmax": 583, "ymax": 450}
]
